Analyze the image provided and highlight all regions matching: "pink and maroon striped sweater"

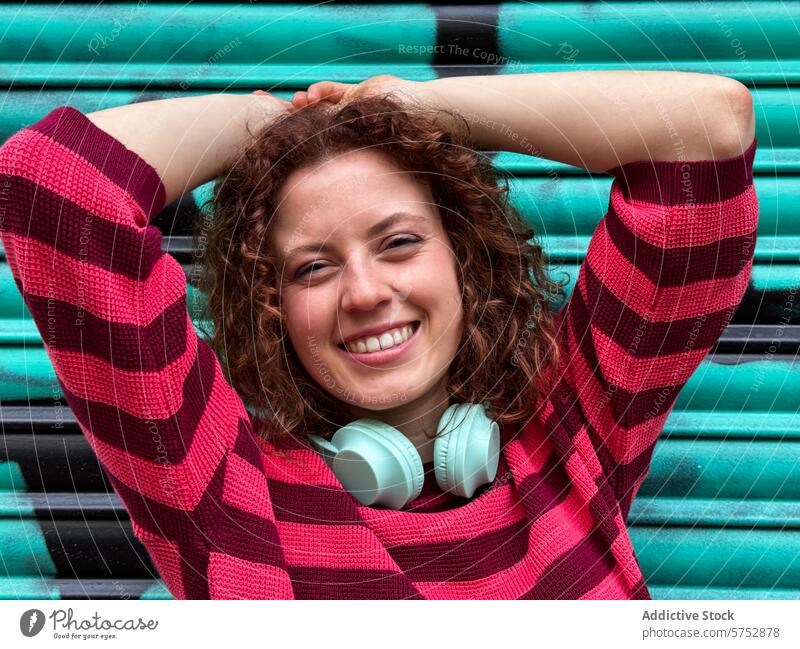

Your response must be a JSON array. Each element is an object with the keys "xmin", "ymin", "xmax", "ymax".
[{"xmin": 0, "ymin": 106, "xmax": 758, "ymax": 599}]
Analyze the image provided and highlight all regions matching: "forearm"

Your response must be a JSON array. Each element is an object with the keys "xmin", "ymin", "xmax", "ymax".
[
  {"xmin": 417, "ymin": 71, "xmax": 754, "ymax": 171},
  {"xmin": 87, "ymin": 93, "xmax": 286, "ymax": 205}
]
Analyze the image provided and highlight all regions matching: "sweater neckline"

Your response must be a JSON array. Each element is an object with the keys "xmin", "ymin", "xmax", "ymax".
[
  {"xmin": 311, "ymin": 429, "xmax": 513, "ymax": 518},
  {"xmin": 261, "ymin": 424, "xmax": 513, "ymax": 523},
  {"xmin": 266, "ymin": 424, "xmax": 515, "ymax": 518}
]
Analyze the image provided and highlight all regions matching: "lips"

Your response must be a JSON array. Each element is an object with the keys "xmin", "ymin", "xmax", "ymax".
[
  {"xmin": 336, "ymin": 320, "xmax": 420, "ymax": 353},
  {"xmin": 337, "ymin": 321, "xmax": 421, "ymax": 366}
]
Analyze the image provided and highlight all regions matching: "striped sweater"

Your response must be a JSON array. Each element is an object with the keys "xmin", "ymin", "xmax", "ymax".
[{"xmin": 0, "ymin": 106, "xmax": 758, "ymax": 599}]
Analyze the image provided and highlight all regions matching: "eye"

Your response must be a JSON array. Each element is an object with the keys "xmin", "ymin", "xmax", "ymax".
[
  {"xmin": 384, "ymin": 235, "xmax": 420, "ymax": 250},
  {"xmin": 294, "ymin": 236, "xmax": 421, "ymax": 279},
  {"xmin": 294, "ymin": 261, "xmax": 328, "ymax": 279}
]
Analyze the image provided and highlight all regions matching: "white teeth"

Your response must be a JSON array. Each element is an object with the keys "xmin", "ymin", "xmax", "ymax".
[{"xmin": 345, "ymin": 323, "xmax": 416, "ymax": 354}]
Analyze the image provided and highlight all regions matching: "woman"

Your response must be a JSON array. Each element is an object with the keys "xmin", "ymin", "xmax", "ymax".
[{"xmin": 0, "ymin": 71, "xmax": 757, "ymax": 599}]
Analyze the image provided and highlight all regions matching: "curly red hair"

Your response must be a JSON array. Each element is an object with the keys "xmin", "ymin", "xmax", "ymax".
[{"xmin": 196, "ymin": 92, "xmax": 566, "ymax": 445}]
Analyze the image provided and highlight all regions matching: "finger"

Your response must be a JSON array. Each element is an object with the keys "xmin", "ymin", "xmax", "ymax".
[
  {"xmin": 292, "ymin": 91, "xmax": 308, "ymax": 108},
  {"xmin": 307, "ymin": 82, "xmax": 335, "ymax": 104},
  {"xmin": 323, "ymin": 84, "xmax": 349, "ymax": 103},
  {"xmin": 325, "ymin": 82, "xmax": 350, "ymax": 102},
  {"xmin": 308, "ymin": 81, "xmax": 348, "ymax": 104},
  {"xmin": 325, "ymin": 83, "xmax": 355, "ymax": 104}
]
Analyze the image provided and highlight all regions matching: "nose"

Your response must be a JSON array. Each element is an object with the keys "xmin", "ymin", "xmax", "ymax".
[{"xmin": 339, "ymin": 256, "xmax": 395, "ymax": 313}]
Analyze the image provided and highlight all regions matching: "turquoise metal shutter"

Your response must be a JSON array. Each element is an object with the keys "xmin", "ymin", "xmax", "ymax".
[{"xmin": 0, "ymin": 2, "xmax": 797, "ymax": 600}]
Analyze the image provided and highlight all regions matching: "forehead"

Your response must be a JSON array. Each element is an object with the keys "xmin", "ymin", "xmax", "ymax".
[{"xmin": 271, "ymin": 149, "xmax": 438, "ymax": 250}]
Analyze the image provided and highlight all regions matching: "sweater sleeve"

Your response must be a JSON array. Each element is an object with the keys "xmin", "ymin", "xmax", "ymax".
[
  {"xmin": 0, "ymin": 106, "xmax": 294, "ymax": 599},
  {"xmin": 553, "ymin": 137, "xmax": 758, "ymax": 522}
]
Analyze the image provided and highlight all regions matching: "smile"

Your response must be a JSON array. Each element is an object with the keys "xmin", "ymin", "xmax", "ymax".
[{"xmin": 338, "ymin": 321, "xmax": 421, "ymax": 365}]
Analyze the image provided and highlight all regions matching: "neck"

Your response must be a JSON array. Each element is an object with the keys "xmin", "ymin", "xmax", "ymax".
[{"xmin": 342, "ymin": 378, "xmax": 451, "ymax": 465}]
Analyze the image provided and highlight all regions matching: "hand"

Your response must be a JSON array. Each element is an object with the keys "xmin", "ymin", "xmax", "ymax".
[
  {"xmin": 290, "ymin": 75, "xmax": 421, "ymax": 110},
  {"xmin": 289, "ymin": 76, "xmax": 463, "ymax": 137}
]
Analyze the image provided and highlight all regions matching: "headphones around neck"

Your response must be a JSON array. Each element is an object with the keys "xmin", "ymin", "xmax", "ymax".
[{"xmin": 307, "ymin": 403, "xmax": 500, "ymax": 509}]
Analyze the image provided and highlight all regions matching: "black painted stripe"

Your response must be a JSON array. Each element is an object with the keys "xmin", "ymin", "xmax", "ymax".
[
  {"xmin": 20, "ymin": 493, "xmax": 124, "ymax": 520},
  {"xmin": 1, "ymin": 434, "xmax": 107, "ymax": 492},
  {"xmin": 40, "ymin": 519, "xmax": 155, "ymax": 579},
  {"xmin": 53, "ymin": 578, "xmax": 165, "ymax": 600},
  {"xmin": 433, "ymin": 5, "xmax": 501, "ymax": 75},
  {"xmin": 0, "ymin": 405, "xmax": 79, "ymax": 430}
]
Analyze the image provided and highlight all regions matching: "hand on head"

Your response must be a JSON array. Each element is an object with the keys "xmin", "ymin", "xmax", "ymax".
[{"xmin": 289, "ymin": 75, "xmax": 418, "ymax": 110}]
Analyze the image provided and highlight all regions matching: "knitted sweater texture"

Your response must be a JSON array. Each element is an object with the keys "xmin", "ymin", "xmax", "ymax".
[{"xmin": 0, "ymin": 106, "xmax": 758, "ymax": 599}]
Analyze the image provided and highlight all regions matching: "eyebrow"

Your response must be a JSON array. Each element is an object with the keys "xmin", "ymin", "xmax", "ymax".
[{"xmin": 283, "ymin": 211, "xmax": 430, "ymax": 260}]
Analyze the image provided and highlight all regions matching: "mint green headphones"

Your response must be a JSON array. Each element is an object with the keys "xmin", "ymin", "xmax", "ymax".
[{"xmin": 307, "ymin": 403, "xmax": 500, "ymax": 509}]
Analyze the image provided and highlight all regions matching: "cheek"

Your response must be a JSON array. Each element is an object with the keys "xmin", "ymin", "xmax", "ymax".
[
  {"xmin": 283, "ymin": 289, "xmax": 335, "ymax": 352},
  {"xmin": 412, "ymin": 249, "xmax": 463, "ymax": 331},
  {"xmin": 437, "ymin": 252, "xmax": 464, "ymax": 343},
  {"xmin": 445, "ymin": 293, "xmax": 465, "ymax": 347},
  {"xmin": 433, "ymin": 245, "xmax": 461, "ymax": 300}
]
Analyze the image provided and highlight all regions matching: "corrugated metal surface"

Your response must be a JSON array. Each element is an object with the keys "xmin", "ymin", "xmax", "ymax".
[{"xmin": 0, "ymin": 2, "xmax": 798, "ymax": 600}]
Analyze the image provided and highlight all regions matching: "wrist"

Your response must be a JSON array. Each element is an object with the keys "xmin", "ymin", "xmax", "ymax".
[
  {"xmin": 411, "ymin": 80, "xmax": 470, "ymax": 139},
  {"xmin": 241, "ymin": 93, "xmax": 290, "ymax": 131},
  {"xmin": 219, "ymin": 93, "xmax": 290, "ymax": 169}
]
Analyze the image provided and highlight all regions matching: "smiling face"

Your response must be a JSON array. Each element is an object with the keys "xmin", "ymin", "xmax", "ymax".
[{"xmin": 271, "ymin": 148, "xmax": 464, "ymax": 414}]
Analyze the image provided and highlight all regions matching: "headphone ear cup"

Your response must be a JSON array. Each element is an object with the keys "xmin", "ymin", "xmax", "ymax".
[
  {"xmin": 433, "ymin": 425, "xmax": 453, "ymax": 492},
  {"xmin": 329, "ymin": 420, "xmax": 425, "ymax": 509},
  {"xmin": 434, "ymin": 404, "xmax": 500, "ymax": 498}
]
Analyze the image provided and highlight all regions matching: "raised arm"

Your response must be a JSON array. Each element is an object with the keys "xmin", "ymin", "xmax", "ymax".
[
  {"xmin": 417, "ymin": 71, "xmax": 754, "ymax": 167},
  {"xmin": 0, "ymin": 95, "xmax": 296, "ymax": 598},
  {"xmin": 292, "ymin": 71, "xmax": 755, "ymax": 168},
  {"xmin": 86, "ymin": 92, "xmax": 292, "ymax": 205},
  {"xmin": 403, "ymin": 71, "xmax": 758, "ymax": 516}
]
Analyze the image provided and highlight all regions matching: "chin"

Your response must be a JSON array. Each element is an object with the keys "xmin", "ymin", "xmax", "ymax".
[{"xmin": 334, "ymin": 384, "xmax": 414, "ymax": 411}]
